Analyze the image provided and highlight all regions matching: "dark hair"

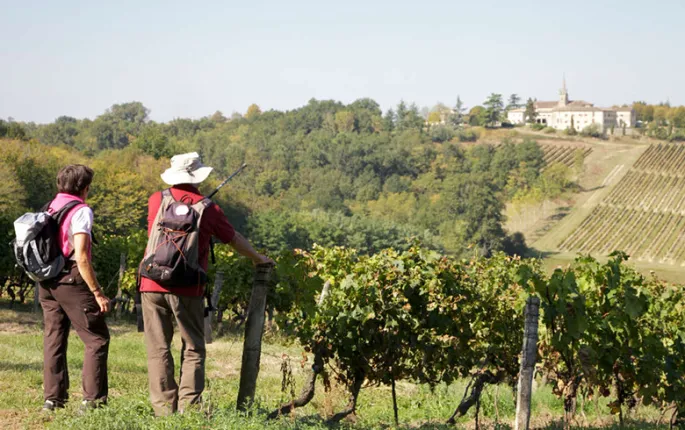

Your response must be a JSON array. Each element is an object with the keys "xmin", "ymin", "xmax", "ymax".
[{"xmin": 56, "ymin": 164, "xmax": 94, "ymax": 196}]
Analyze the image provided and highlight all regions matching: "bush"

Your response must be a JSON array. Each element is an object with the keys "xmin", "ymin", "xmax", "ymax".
[
  {"xmin": 564, "ymin": 127, "xmax": 578, "ymax": 136},
  {"xmin": 580, "ymin": 124, "xmax": 602, "ymax": 138},
  {"xmin": 652, "ymin": 126, "xmax": 670, "ymax": 140},
  {"xmin": 455, "ymin": 128, "xmax": 479, "ymax": 142},
  {"xmin": 543, "ymin": 127, "xmax": 556, "ymax": 134},
  {"xmin": 430, "ymin": 125, "xmax": 455, "ymax": 143},
  {"xmin": 531, "ymin": 123, "xmax": 545, "ymax": 131},
  {"xmin": 669, "ymin": 129, "xmax": 685, "ymax": 142}
]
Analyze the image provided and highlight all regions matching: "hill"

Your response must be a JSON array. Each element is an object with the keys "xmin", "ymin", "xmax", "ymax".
[{"xmin": 530, "ymin": 138, "xmax": 685, "ymax": 282}]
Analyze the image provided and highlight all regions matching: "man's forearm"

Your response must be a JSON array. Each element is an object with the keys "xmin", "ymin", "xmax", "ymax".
[
  {"xmin": 76, "ymin": 258, "xmax": 102, "ymax": 294},
  {"xmin": 229, "ymin": 232, "xmax": 262, "ymax": 261}
]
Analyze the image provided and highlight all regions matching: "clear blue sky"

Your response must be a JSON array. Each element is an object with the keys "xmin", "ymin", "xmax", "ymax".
[{"xmin": 1, "ymin": 0, "xmax": 683, "ymax": 123}]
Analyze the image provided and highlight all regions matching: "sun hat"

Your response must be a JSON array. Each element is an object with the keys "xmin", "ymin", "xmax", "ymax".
[{"xmin": 160, "ymin": 152, "xmax": 214, "ymax": 185}]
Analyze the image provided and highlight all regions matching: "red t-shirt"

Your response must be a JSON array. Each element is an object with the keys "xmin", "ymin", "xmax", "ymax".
[{"xmin": 139, "ymin": 184, "xmax": 236, "ymax": 297}]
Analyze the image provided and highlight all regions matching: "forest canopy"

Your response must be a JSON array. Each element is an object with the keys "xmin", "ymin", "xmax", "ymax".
[{"xmin": 0, "ymin": 98, "xmax": 577, "ymax": 280}]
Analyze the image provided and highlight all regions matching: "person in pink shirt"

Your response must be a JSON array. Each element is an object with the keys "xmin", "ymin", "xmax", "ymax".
[{"xmin": 39, "ymin": 164, "xmax": 110, "ymax": 413}]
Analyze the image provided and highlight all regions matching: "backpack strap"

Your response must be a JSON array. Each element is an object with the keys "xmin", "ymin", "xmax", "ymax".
[
  {"xmin": 52, "ymin": 200, "xmax": 83, "ymax": 226},
  {"xmin": 192, "ymin": 198, "xmax": 213, "ymax": 211},
  {"xmin": 190, "ymin": 198, "xmax": 216, "ymax": 264},
  {"xmin": 162, "ymin": 188, "xmax": 173, "ymax": 200}
]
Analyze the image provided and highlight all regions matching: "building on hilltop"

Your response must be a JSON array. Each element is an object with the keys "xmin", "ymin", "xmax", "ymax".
[{"xmin": 507, "ymin": 79, "xmax": 636, "ymax": 133}]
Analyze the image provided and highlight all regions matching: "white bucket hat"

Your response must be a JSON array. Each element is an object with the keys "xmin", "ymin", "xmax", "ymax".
[{"xmin": 161, "ymin": 152, "xmax": 214, "ymax": 185}]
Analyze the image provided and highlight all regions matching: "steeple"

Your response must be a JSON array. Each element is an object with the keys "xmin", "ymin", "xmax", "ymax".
[{"xmin": 559, "ymin": 74, "xmax": 569, "ymax": 107}]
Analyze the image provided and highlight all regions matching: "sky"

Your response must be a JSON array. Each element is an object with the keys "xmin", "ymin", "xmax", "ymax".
[{"xmin": 1, "ymin": 0, "xmax": 684, "ymax": 123}]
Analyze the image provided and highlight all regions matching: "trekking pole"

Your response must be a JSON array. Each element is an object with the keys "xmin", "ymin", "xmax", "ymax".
[
  {"xmin": 206, "ymin": 163, "xmax": 248, "ymax": 200},
  {"xmin": 207, "ymin": 162, "xmax": 248, "ymax": 265},
  {"xmin": 206, "ymin": 163, "xmax": 248, "ymax": 315}
]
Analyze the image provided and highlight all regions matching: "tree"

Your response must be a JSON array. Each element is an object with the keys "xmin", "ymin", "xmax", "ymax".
[
  {"xmin": 483, "ymin": 93, "xmax": 504, "ymax": 127},
  {"xmin": 210, "ymin": 111, "xmax": 227, "ymax": 123},
  {"xmin": 654, "ymin": 104, "xmax": 671, "ymax": 126},
  {"xmin": 427, "ymin": 111, "xmax": 442, "ymax": 124},
  {"xmin": 108, "ymin": 102, "xmax": 149, "ymax": 125},
  {"xmin": 0, "ymin": 161, "xmax": 26, "ymax": 216},
  {"xmin": 439, "ymin": 174, "xmax": 507, "ymax": 256},
  {"xmin": 335, "ymin": 110, "xmax": 355, "ymax": 133},
  {"xmin": 6, "ymin": 122, "xmax": 27, "ymax": 140},
  {"xmin": 524, "ymin": 98, "xmax": 537, "ymax": 124},
  {"xmin": 668, "ymin": 106, "xmax": 685, "ymax": 128},
  {"xmin": 396, "ymin": 102, "xmax": 425, "ymax": 132},
  {"xmin": 395, "ymin": 101, "xmax": 408, "ymax": 130},
  {"xmin": 427, "ymin": 103, "xmax": 451, "ymax": 125},
  {"xmin": 383, "ymin": 109, "xmax": 396, "ymax": 132},
  {"xmin": 132, "ymin": 124, "xmax": 172, "ymax": 159},
  {"xmin": 245, "ymin": 104, "xmax": 262, "ymax": 120},
  {"xmin": 448, "ymin": 96, "xmax": 466, "ymax": 127},
  {"xmin": 349, "ymin": 98, "xmax": 382, "ymax": 133},
  {"xmin": 468, "ymin": 106, "xmax": 486, "ymax": 126},
  {"xmin": 506, "ymin": 94, "xmax": 521, "ymax": 111},
  {"xmin": 633, "ymin": 101, "xmax": 653, "ymax": 123}
]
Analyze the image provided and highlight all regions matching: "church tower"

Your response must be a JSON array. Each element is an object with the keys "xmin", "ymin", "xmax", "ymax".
[{"xmin": 559, "ymin": 75, "xmax": 569, "ymax": 107}]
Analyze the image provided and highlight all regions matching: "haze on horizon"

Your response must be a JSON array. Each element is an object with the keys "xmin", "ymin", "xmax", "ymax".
[{"xmin": 1, "ymin": 0, "xmax": 683, "ymax": 124}]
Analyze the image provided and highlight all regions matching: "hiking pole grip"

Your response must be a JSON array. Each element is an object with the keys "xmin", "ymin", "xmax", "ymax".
[{"xmin": 206, "ymin": 163, "xmax": 247, "ymax": 200}]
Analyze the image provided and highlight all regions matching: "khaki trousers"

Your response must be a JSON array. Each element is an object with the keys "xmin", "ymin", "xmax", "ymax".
[{"xmin": 141, "ymin": 292, "xmax": 205, "ymax": 416}]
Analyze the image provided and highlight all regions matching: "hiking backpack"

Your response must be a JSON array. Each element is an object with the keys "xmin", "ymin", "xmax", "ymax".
[
  {"xmin": 139, "ymin": 189, "xmax": 211, "ymax": 287},
  {"xmin": 11, "ymin": 200, "xmax": 82, "ymax": 282}
]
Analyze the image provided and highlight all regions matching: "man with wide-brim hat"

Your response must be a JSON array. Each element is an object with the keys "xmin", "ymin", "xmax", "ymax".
[
  {"xmin": 139, "ymin": 152, "xmax": 273, "ymax": 416},
  {"xmin": 160, "ymin": 152, "xmax": 214, "ymax": 185}
]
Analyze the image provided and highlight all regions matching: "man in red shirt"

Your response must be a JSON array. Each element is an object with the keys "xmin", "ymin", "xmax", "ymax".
[{"xmin": 140, "ymin": 152, "xmax": 272, "ymax": 416}]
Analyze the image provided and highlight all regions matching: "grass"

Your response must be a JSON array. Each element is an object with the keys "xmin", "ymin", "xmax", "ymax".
[{"xmin": 0, "ymin": 302, "xmax": 667, "ymax": 429}]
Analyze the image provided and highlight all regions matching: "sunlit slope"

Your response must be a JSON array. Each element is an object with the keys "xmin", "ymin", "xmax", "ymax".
[{"xmin": 558, "ymin": 143, "xmax": 685, "ymax": 264}]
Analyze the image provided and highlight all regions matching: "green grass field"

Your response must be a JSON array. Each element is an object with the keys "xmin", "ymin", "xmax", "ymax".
[{"xmin": 0, "ymin": 302, "xmax": 671, "ymax": 429}]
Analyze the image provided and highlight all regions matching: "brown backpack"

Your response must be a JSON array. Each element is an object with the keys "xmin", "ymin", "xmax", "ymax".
[{"xmin": 139, "ymin": 189, "xmax": 211, "ymax": 287}]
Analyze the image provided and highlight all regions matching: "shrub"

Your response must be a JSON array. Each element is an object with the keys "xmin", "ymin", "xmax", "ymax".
[
  {"xmin": 543, "ymin": 127, "xmax": 556, "ymax": 134},
  {"xmin": 669, "ymin": 129, "xmax": 685, "ymax": 142},
  {"xmin": 430, "ymin": 125, "xmax": 455, "ymax": 143},
  {"xmin": 531, "ymin": 123, "xmax": 545, "ymax": 131},
  {"xmin": 580, "ymin": 124, "xmax": 602, "ymax": 138},
  {"xmin": 456, "ymin": 128, "xmax": 479, "ymax": 142}
]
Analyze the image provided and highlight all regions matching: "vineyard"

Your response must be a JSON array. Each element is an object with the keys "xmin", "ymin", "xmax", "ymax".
[
  {"xmin": 540, "ymin": 143, "xmax": 592, "ymax": 169},
  {"xmin": 559, "ymin": 143, "xmax": 685, "ymax": 263},
  {"xmin": 3, "ymin": 241, "xmax": 685, "ymax": 428}
]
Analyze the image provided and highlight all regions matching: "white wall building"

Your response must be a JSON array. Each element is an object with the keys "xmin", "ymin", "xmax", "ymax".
[{"xmin": 507, "ymin": 80, "xmax": 636, "ymax": 133}]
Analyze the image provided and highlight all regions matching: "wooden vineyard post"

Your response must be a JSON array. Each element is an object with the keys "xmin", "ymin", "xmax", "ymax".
[
  {"xmin": 237, "ymin": 263, "xmax": 273, "ymax": 411},
  {"xmin": 115, "ymin": 253, "xmax": 126, "ymax": 319},
  {"xmin": 204, "ymin": 271, "xmax": 224, "ymax": 344},
  {"xmin": 515, "ymin": 296, "xmax": 540, "ymax": 430}
]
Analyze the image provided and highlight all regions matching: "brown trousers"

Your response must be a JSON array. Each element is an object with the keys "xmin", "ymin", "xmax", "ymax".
[
  {"xmin": 39, "ymin": 265, "xmax": 110, "ymax": 403},
  {"xmin": 141, "ymin": 292, "xmax": 205, "ymax": 416}
]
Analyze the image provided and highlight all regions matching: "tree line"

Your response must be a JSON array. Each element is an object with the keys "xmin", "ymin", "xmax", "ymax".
[{"xmin": 0, "ymin": 97, "xmax": 582, "ymax": 298}]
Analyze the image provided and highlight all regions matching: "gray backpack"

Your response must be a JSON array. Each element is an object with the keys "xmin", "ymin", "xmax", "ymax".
[
  {"xmin": 139, "ymin": 189, "xmax": 211, "ymax": 287},
  {"xmin": 12, "ymin": 201, "xmax": 81, "ymax": 282}
]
